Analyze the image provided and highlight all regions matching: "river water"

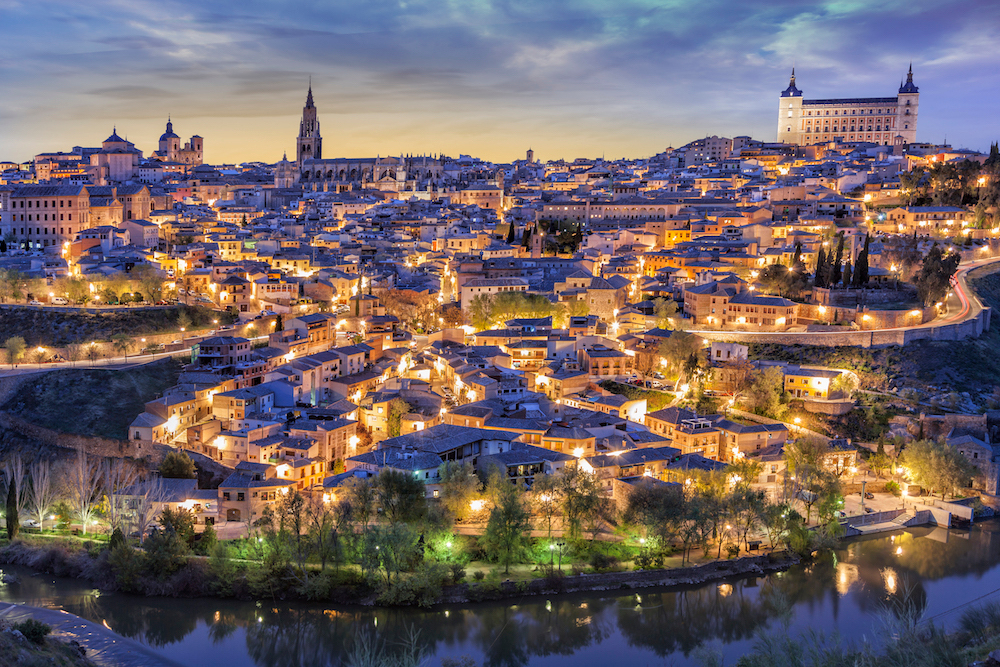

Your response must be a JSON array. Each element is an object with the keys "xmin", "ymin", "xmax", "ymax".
[{"xmin": 2, "ymin": 522, "xmax": 1000, "ymax": 667}]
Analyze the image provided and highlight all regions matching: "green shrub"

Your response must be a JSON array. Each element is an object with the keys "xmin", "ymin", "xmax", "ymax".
[
  {"xmin": 377, "ymin": 563, "xmax": 448, "ymax": 608},
  {"xmin": 885, "ymin": 480, "xmax": 901, "ymax": 496},
  {"xmin": 589, "ymin": 553, "xmax": 620, "ymax": 571},
  {"xmin": 108, "ymin": 528, "xmax": 126, "ymax": 551},
  {"xmin": 449, "ymin": 562, "xmax": 466, "ymax": 584},
  {"xmin": 14, "ymin": 618, "xmax": 51, "ymax": 645},
  {"xmin": 472, "ymin": 570, "xmax": 485, "ymax": 582},
  {"xmin": 193, "ymin": 524, "xmax": 217, "ymax": 556},
  {"xmin": 108, "ymin": 544, "xmax": 145, "ymax": 592}
]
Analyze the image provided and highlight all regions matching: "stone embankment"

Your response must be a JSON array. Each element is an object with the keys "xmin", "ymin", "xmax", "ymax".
[
  {"xmin": 439, "ymin": 552, "xmax": 800, "ymax": 604},
  {"xmin": 0, "ymin": 602, "xmax": 182, "ymax": 667}
]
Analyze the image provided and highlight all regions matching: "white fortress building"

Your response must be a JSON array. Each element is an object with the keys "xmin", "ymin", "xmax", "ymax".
[{"xmin": 777, "ymin": 66, "xmax": 919, "ymax": 146}]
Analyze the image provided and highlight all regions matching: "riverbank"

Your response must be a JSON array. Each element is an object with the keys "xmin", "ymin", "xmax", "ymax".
[
  {"xmin": 0, "ymin": 535, "xmax": 801, "ymax": 609},
  {"xmin": 0, "ymin": 601, "xmax": 182, "ymax": 667},
  {"xmin": 438, "ymin": 551, "xmax": 801, "ymax": 604}
]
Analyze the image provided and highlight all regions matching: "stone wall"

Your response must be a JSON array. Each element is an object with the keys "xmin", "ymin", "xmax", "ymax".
[
  {"xmin": 813, "ymin": 286, "xmax": 918, "ymax": 307},
  {"xmin": 698, "ymin": 304, "xmax": 990, "ymax": 348},
  {"xmin": 0, "ymin": 411, "xmax": 146, "ymax": 460}
]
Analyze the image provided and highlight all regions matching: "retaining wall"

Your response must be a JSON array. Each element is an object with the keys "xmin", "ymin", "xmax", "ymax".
[{"xmin": 697, "ymin": 305, "xmax": 990, "ymax": 348}]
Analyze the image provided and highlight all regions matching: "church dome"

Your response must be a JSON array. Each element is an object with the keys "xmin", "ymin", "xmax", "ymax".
[{"xmin": 159, "ymin": 119, "xmax": 179, "ymax": 142}]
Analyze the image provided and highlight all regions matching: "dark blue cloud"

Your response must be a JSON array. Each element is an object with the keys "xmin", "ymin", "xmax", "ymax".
[{"xmin": 1, "ymin": 0, "xmax": 997, "ymax": 162}]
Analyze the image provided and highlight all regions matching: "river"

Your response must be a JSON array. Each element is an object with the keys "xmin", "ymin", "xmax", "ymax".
[{"xmin": 2, "ymin": 521, "xmax": 1000, "ymax": 667}]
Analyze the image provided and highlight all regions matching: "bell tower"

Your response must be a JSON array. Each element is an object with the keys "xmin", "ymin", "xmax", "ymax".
[{"xmin": 296, "ymin": 82, "xmax": 322, "ymax": 168}]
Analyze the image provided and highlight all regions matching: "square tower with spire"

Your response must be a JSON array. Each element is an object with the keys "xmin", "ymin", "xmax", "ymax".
[{"xmin": 296, "ymin": 83, "xmax": 322, "ymax": 168}]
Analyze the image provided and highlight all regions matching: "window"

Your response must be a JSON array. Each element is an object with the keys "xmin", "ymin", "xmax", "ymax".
[{"xmin": 237, "ymin": 492, "xmax": 245, "ymax": 501}]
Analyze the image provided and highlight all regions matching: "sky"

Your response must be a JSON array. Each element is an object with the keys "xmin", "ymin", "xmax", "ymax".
[{"xmin": 2, "ymin": 0, "xmax": 998, "ymax": 164}]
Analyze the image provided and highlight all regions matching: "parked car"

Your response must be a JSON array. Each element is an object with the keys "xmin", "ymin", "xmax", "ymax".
[
  {"xmin": 21, "ymin": 519, "xmax": 40, "ymax": 528},
  {"xmin": 864, "ymin": 492, "xmax": 875, "ymax": 499},
  {"xmin": 863, "ymin": 506, "xmax": 875, "ymax": 514},
  {"xmin": 29, "ymin": 300, "xmax": 42, "ymax": 306},
  {"xmin": 50, "ymin": 296, "xmax": 68, "ymax": 305}
]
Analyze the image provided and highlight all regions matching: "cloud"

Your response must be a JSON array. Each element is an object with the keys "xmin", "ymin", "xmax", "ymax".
[{"xmin": 0, "ymin": 0, "xmax": 996, "ymax": 162}]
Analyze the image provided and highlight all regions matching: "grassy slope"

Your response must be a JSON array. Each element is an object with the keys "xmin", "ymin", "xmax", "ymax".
[
  {"xmin": 1, "ymin": 358, "xmax": 183, "ymax": 439},
  {"xmin": 0, "ymin": 305, "xmax": 227, "ymax": 346}
]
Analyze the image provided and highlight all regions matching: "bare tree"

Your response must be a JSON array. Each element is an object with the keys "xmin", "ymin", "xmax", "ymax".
[
  {"xmin": 3, "ymin": 453, "xmax": 29, "ymax": 520},
  {"xmin": 26, "ymin": 459, "xmax": 57, "ymax": 530},
  {"xmin": 68, "ymin": 451, "xmax": 103, "ymax": 534},
  {"xmin": 124, "ymin": 476, "xmax": 169, "ymax": 543},
  {"xmin": 102, "ymin": 458, "xmax": 140, "ymax": 534}
]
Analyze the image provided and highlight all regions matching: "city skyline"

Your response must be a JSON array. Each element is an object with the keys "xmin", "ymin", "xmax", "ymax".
[{"xmin": 3, "ymin": 0, "xmax": 999, "ymax": 163}]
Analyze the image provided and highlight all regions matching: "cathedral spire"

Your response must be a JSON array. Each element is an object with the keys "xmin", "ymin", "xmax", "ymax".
[{"xmin": 306, "ymin": 79, "xmax": 314, "ymax": 108}]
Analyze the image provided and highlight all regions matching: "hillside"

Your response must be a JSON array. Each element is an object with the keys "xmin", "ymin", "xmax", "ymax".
[
  {"xmin": 749, "ymin": 265, "xmax": 1000, "ymax": 405},
  {"xmin": 1, "ymin": 358, "xmax": 183, "ymax": 439},
  {"xmin": 0, "ymin": 305, "xmax": 229, "ymax": 346}
]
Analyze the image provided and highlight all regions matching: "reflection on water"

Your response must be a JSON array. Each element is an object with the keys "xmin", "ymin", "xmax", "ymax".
[{"xmin": 2, "ymin": 521, "xmax": 1000, "ymax": 667}]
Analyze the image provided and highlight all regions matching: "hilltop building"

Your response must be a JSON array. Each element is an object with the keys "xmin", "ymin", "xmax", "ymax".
[{"xmin": 777, "ymin": 66, "xmax": 919, "ymax": 146}]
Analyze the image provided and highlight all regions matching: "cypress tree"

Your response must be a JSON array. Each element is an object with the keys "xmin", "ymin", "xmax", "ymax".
[
  {"xmin": 814, "ymin": 248, "xmax": 827, "ymax": 288},
  {"xmin": 842, "ymin": 261, "xmax": 853, "ymax": 288},
  {"xmin": 6, "ymin": 477, "xmax": 18, "ymax": 540},
  {"xmin": 521, "ymin": 226, "xmax": 532, "ymax": 248},
  {"xmin": 505, "ymin": 222, "xmax": 516, "ymax": 244},
  {"xmin": 832, "ymin": 233, "xmax": 845, "ymax": 285},
  {"xmin": 792, "ymin": 243, "xmax": 802, "ymax": 267},
  {"xmin": 854, "ymin": 235, "xmax": 870, "ymax": 287}
]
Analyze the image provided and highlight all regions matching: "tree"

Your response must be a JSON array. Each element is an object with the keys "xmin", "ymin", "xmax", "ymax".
[
  {"xmin": 5, "ymin": 475, "xmax": 18, "ymax": 539},
  {"xmin": 871, "ymin": 442, "xmax": 892, "ymax": 479},
  {"xmin": 784, "ymin": 438, "xmax": 840, "ymax": 524},
  {"xmin": 26, "ymin": 460, "xmax": 56, "ymax": 531},
  {"xmin": 652, "ymin": 297, "xmax": 678, "ymax": 329},
  {"xmin": 86, "ymin": 342, "xmax": 101, "ymax": 365},
  {"xmin": 159, "ymin": 451, "xmax": 196, "ymax": 479},
  {"xmin": 657, "ymin": 331, "xmax": 701, "ymax": 380},
  {"xmin": 831, "ymin": 233, "xmax": 845, "ymax": 286},
  {"xmin": 386, "ymin": 398, "xmax": 412, "ymax": 438},
  {"xmin": 4, "ymin": 336, "xmax": 25, "ymax": 368},
  {"xmin": 623, "ymin": 481, "xmax": 685, "ymax": 547},
  {"xmin": 276, "ymin": 490, "xmax": 308, "ymax": 575},
  {"xmin": 439, "ymin": 304, "xmax": 464, "ymax": 328},
  {"xmin": 505, "ymin": 222, "xmax": 516, "ymax": 244},
  {"xmin": 345, "ymin": 476, "xmax": 376, "ymax": 535},
  {"xmin": 275, "ymin": 313, "xmax": 284, "ymax": 332},
  {"xmin": 853, "ymin": 235, "xmax": 870, "ymax": 287},
  {"xmin": 814, "ymin": 247, "xmax": 828, "ymax": 288},
  {"xmin": 375, "ymin": 469, "xmax": 426, "ymax": 524},
  {"xmin": 102, "ymin": 458, "xmax": 139, "ymax": 534},
  {"xmin": 842, "ymin": 261, "xmax": 853, "ymax": 288},
  {"xmin": 901, "ymin": 439, "xmax": 978, "ymax": 499},
  {"xmin": 126, "ymin": 476, "xmax": 169, "ymax": 542},
  {"xmin": 68, "ymin": 451, "xmax": 102, "ymax": 534},
  {"xmin": 558, "ymin": 465, "xmax": 602, "ymax": 540},
  {"xmin": 745, "ymin": 366, "xmax": 786, "ymax": 419},
  {"xmin": 2, "ymin": 454, "xmax": 27, "ymax": 523},
  {"xmin": 469, "ymin": 293, "xmax": 495, "ymax": 331},
  {"xmin": 364, "ymin": 523, "xmax": 419, "ymax": 586},
  {"xmin": 112, "ymin": 333, "xmax": 135, "ymax": 361},
  {"xmin": 438, "ymin": 461, "xmax": 480, "ymax": 523},
  {"xmin": 914, "ymin": 244, "xmax": 961, "ymax": 306},
  {"xmin": 159, "ymin": 506, "xmax": 196, "ymax": 544},
  {"xmin": 177, "ymin": 310, "xmax": 192, "ymax": 331},
  {"xmin": 529, "ymin": 473, "xmax": 562, "ymax": 539},
  {"xmin": 481, "ymin": 476, "xmax": 531, "ymax": 574}
]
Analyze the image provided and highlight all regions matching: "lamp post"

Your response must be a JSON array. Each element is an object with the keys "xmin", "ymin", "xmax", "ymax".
[{"xmin": 557, "ymin": 541, "xmax": 565, "ymax": 572}]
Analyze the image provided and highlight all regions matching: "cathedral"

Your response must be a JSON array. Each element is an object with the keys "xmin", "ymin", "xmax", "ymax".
[
  {"xmin": 777, "ymin": 66, "xmax": 919, "ymax": 146},
  {"xmin": 292, "ymin": 85, "xmax": 445, "ymax": 193},
  {"xmin": 153, "ymin": 118, "xmax": 204, "ymax": 165}
]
